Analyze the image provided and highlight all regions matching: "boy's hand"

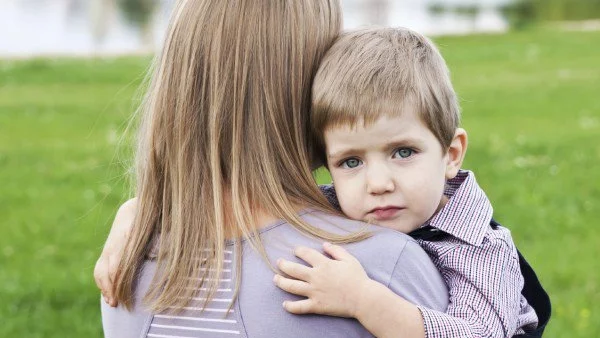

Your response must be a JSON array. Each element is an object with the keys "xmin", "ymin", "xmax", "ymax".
[
  {"xmin": 93, "ymin": 198, "xmax": 137, "ymax": 307},
  {"xmin": 94, "ymin": 248, "xmax": 120, "ymax": 307},
  {"xmin": 273, "ymin": 242, "xmax": 375, "ymax": 318}
]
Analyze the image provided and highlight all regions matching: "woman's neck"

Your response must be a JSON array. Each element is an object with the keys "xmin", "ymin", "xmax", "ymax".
[{"xmin": 222, "ymin": 203, "xmax": 306, "ymax": 240}]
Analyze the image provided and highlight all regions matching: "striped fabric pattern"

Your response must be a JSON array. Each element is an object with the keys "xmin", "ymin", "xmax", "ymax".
[{"xmin": 145, "ymin": 250, "xmax": 245, "ymax": 338}]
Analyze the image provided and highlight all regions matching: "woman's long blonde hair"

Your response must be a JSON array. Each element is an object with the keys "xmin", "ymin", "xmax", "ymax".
[{"xmin": 114, "ymin": 0, "xmax": 368, "ymax": 311}]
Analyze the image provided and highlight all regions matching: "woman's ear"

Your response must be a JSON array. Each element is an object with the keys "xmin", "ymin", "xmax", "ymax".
[{"xmin": 445, "ymin": 128, "xmax": 468, "ymax": 180}]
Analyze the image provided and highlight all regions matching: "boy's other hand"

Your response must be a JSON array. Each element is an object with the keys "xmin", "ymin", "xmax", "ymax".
[
  {"xmin": 273, "ymin": 242, "xmax": 376, "ymax": 318},
  {"xmin": 94, "ymin": 247, "xmax": 119, "ymax": 307},
  {"xmin": 93, "ymin": 198, "xmax": 138, "ymax": 307}
]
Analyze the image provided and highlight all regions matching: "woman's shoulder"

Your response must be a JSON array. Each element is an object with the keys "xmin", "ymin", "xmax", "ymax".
[
  {"xmin": 254, "ymin": 209, "xmax": 426, "ymax": 274},
  {"xmin": 298, "ymin": 210, "xmax": 445, "ymax": 302},
  {"xmin": 301, "ymin": 209, "xmax": 416, "ymax": 244},
  {"xmin": 296, "ymin": 210, "xmax": 420, "ymax": 265}
]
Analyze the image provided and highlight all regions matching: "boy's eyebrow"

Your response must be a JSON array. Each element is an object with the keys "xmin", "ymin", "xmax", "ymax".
[
  {"xmin": 327, "ymin": 137, "xmax": 426, "ymax": 160},
  {"xmin": 327, "ymin": 148, "xmax": 364, "ymax": 160},
  {"xmin": 386, "ymin": 137, "xmax": 426, "ymax": 149}
]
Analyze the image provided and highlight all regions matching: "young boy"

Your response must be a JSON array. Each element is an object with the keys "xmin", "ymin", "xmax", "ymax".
[{"xmin": 272, "ymin": 27, "xmax": 545, "ymax": 338}]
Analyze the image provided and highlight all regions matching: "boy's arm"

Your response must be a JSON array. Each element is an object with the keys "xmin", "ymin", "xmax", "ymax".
[
  {"xmin": 274, "ymin": 241, "xmax": 444, "ymax": 338},
  {"xmin": 354, "ymin": 239, "xmax": 450, "ymax": 338},
  {"xmin": 275, "ymin": 236, "xmax": 529, "ymax": 338},
  {"xmin": 416, "ymin": 232, "xmax": 529, "ymax": 338},
  {"xmin": 354, "ymin": 278, "xmax": 425, "ymax": 338},
  {"xmin": 94, "ymin": 198, "xmax": 138, "ymax": 307}
]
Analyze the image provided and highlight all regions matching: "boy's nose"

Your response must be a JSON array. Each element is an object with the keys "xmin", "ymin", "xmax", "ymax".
[{"xmin": 366, "ymin": 166, "xmax": 395, "ymax": 195}]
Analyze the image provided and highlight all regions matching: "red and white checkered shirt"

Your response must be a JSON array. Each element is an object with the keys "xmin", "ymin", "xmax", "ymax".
[{"xmin": 321, "ymin": 170, "xmax": 539, "ymax": 337}]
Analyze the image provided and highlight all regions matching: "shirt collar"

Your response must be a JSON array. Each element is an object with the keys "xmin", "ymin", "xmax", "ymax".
[{"xmin": 424, "ymin": 170, "xmax": 493, "ymax": 246}]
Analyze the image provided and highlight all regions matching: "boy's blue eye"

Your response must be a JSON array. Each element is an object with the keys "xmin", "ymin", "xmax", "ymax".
[
  {"xmin": 341, "ymin": 158, "xmax": 362, "ymax": 169},
  {"xmin": 393, "ymin": 148, "xmax": 414, "ymax": 159}
]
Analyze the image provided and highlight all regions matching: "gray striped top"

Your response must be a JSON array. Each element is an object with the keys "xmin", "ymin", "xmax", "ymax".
[{"xmin": 101, "ymin": 210, "xmax": 449, "ymax": 338}]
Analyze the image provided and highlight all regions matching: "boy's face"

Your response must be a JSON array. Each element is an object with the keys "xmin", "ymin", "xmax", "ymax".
[{"xmin": 325, "ymin": 112, "xmax": 451, "ymax": 233}]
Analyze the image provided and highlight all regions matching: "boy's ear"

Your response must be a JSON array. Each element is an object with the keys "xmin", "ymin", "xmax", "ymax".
[{"xmin": 445, "ymin": 128, "xmax": 468, "ymax": 180}]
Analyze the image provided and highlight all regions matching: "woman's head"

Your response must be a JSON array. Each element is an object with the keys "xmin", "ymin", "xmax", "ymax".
[
  {"xmin": 115, "ymin": 0, "xmax": 364, "ymax": 311},
  {"xmin": 147, "ymin": 0, "xmax": 342, "ymax": 179}
]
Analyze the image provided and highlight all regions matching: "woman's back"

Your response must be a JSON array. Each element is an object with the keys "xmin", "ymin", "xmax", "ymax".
[
  {"xmin": 99, "ymin": 1, "xmax": 448, "ymax": 336},
  {"xmin": 102, "ymin": 210, "xmax": 448, "ymax": 337}
]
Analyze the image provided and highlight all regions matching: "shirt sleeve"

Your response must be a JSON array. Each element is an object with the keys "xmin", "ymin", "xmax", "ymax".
[
  {"xmin": 319, "ymin": 184, "xmax": 341, "ymax": 211},
  {"xmin": 416, "ymin": 230, "xmax": 531, "ymax": 338}
]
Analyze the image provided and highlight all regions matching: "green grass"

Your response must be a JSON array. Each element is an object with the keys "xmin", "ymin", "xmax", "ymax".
[
  {"xmin": 441, "ymin": 29, "xmax": 599, "ymax": 337},
  {"xmin": 1, "ymin": 27, "xmax": 598, "ymax": 337}
]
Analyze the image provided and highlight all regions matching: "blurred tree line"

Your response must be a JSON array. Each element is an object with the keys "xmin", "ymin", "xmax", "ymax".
[
  {"xmin": 118, "ymin": 0, "xmax": 155, "ymax": 26},
  {"xmin": 429, "ymin": 0, "xmax": 600, "ymax": 29},
  {"xmin": 502, "ymin": 0, "xmax": 600, "ymax": 28}
]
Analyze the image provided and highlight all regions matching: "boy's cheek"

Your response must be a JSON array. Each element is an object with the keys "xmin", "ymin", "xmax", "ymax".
[
  {"xmin": 334, "ymin": 185, "xmax": 365, "ymax": 220},
  {"xmin": 339, "ymin": 201, "xmax": 363, "ymax": 221}
]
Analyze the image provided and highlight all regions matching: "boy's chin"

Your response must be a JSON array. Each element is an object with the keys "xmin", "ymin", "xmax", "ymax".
[{"xmin": 368, "ymin": 218, "xmax": 420, "ymax": 234}]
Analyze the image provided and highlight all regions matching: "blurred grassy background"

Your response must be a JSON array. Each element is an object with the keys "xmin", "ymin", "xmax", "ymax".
[{"xmin": 1, "ymin": 27, "xmax": 598, "ymax": 337}]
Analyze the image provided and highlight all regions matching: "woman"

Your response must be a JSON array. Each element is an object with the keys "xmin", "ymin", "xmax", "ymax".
[{"xmin": 99, "ymin": 1, "xmax": 448, "ymax": 337}]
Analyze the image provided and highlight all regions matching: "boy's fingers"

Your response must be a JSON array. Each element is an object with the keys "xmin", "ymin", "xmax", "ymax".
[
  {"xmin": 93, "ymin": 267, "xmax": 103, "ymax": 292},
  {"xmin": 95, "ymin": 276, "xmax": 111, "ymax": 305},
  {"xmin": 273, "ymin": 274, "xmax": 310, "ymax": 297},
  {"xmin": 106, "ymin": 285, "xmax": 118, "ymax": 307},
  {"xmin": 107, "ymin": 255, "xmax": 119, "ymax": 284},
  {"xmin": 94, "ymin": 258, "xmax": 108, "ymax": 291},
  {"xmin": 277, "ymin": 259, "xmax": 312, "ymax": 282},
  {"xmin": 282, "ymin": 299, "xmax": 314, "ymax": 315},
  {"xmin": 323, "ymin": 242, "xmax": 353, "ymax": 261},
  {"xmin": 94, "ymin": 256, "xmax": 117, "ymax": 306},
  {"xmin": 293, "ymin": 246, "xmax": 326, "ymax": 266}
]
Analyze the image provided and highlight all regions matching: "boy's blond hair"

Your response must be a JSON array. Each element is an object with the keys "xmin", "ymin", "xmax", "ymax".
[{"xmin": 312, "ymin": 27, "xmax": 460, "ymax": 163}]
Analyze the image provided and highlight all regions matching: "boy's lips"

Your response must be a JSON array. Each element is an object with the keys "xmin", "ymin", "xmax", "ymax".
[{"xmin": 368, "ymin": 206, "xmax": 405, "ymax": 220}]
